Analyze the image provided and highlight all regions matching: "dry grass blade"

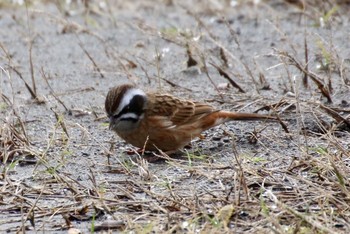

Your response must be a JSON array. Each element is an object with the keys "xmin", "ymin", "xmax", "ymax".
[
  {"xmin": 219, "ymin": 47, "xmax": 229, "ymax": 68},
  {"xmin": 24, "ymin": 1, "xmax": 37, "ymax": 99},
  {"xmin": 94, "ymin": 220, "xmax": 126, "ymax": 232},
  {"xmin": 40, "ymin": 68, "xmax": 70, "ymax": 113},
  {"xmin": 209, "ymin": 62, "xmax": 245, "ymax": 93},
  {"xmin": 231, "ymin": 142, "xmax": 249, "ymax": 201},
  {"xmin": 9, "ymin": 66, "xmax": 40, "ymax": 101},
  {"xmin": 186, "ymin": 44, "xmax": 198, "ymax": 68},
  {"xmin": 275, "ymin": 115, "xmax": 290, "ymax": 133},
  {"xmin": 28, "ymin": 41, "xmax": 36, "ymax": 97},
  {"xmin": 50, "ymin": 108, "xmax": 70, "ymax": 138},
  {"xmin": 265, "ymin": 190, "xmax": 337, "ymax": 233},
  {"xmin": 330, "ymin": 161, "xmax": 349, "ymax": 195},
  {"xmin": 200, "ymin": 55, "xmax": 224, "ymax": 100},
  {"xmin": 276, "ymin": 49, "xmax": 333, "ymax": 102},
  {"xmin": 160, "ymin": 77, "xmax": 192, "ymax": 92},
  {"xmin": 254, "ymin": 99, "xmax": 295, "ymax": 114},
  {"xmin": 77, "ymin": 41, "xmax": 105, "ymax": 79},
  {"xmin": 1, "ymin": 93, "xmax": 12, "ymax": 110},
  {"xmin": 283, "ymin": 0, "xmax": 305, "ymax": 9},
  {"xmin": 319, "ymin": 104, "xmax": 350, "ymax": 128},
  {"xmin": 19, "ymin": 184, "xmax": 46, "ymax": 231},
  {"xmin": 0, "ymin": 114, "xmax": 31, "ymax": 163},
  {"xmin": 303, "ymin": 33, "xmax": 309, "ymax": 87}
]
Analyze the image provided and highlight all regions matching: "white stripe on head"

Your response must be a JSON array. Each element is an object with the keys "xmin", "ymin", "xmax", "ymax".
[
  {"xmin": 115, "ymin": 88, "xmax": 146, "ymax": 116},
  {"xmin": 119, "ymin": 112, "xmax": 139, "ymax": 120}
]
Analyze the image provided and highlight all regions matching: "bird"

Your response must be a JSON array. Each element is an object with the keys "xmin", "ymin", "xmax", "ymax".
[{"xmin": 105, "ymin": 84, "xmax": 276, "ymax": 152}]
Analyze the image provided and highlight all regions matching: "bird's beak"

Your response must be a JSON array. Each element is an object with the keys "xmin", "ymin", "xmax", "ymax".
[{"xmin": 108, "ymin": 117, "xmax": 113, "ymax": 130}]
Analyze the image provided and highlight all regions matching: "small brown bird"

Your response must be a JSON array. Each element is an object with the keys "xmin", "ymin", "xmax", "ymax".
[{"xmin": 105, "ymin": 84, "xmax": 276, "ymax": 152}]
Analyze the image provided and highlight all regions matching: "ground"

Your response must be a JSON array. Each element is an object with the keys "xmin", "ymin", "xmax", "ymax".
[{"xmin": 0, "ymin": 0, "xmax": 350, "ymax": 233}]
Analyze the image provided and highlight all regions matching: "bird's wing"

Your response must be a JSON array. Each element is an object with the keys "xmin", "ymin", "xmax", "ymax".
[{"xmin": 147, "ymin": 94, "xmax": 216, "ymax": 127}]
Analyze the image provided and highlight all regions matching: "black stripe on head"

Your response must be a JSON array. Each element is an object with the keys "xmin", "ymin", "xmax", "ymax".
[
  {"xmin": 114, "ymin": 94, "xmax": 146, "ymax": 120},
  {"xmin": 119, "ymin": 117, "xmax": 139, "ymax": 123}
]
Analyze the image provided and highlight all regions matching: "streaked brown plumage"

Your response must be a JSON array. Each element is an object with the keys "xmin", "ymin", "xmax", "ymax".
[{"xmin": 105, "ymin": 84, "xmax": 276, "ymax": 152}]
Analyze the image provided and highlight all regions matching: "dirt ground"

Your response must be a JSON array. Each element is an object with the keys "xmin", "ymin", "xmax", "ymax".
[{"xmin": 1, "ymin": 0, "xmax": 350, "ymax": 233}]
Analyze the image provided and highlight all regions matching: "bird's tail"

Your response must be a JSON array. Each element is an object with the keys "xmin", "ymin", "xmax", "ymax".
[
  {"xmin": 199, "ymin": 111, "xmax": 277, "ymax": 131},
  {"xmin": 219, "ymin": 111, "xmax": 276, "ymax": 121}
]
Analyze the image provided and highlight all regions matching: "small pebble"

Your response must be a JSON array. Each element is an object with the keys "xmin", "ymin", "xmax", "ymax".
[
  {"xmin": 223, "ymin": 138, "xmax": 230, "ymax": 143},
  {"xmin": 341, "ymin": 100, "xmax": 349, "ymax": 107},
  {"xmin": 212, "ymin": 136, "xmax": 221, "ymax": 141}
]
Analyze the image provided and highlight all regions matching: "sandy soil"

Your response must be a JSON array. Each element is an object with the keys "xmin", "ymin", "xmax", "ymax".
[{"xmin": 1, "ymin": 0, "xmax": 350, "ymax": 233}]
